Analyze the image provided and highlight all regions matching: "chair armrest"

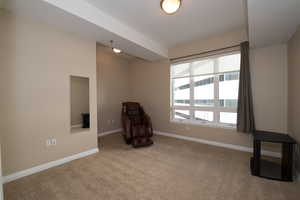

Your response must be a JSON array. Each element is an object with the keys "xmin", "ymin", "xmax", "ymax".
[
  {"xmin": 122, "ymin": 114, "xmax": 131, "ymax": 133},
  {"xmin": 143, "ymin": 114, "xmax": 153, "ymax": 135}
]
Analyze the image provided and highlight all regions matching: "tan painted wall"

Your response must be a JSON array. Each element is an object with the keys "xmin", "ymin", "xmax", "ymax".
[
  {"xmin": 288, "ymin": 26, "xmax": 300, "ymax": 143},
  {"xmin": 288, "ymin": 26, "xmax": 300, "ymax": 172},
  {"xmin": 0, "ymin": 0, "xmax": 4, "ymax": 9},
  {"xmin": 0, "ymin": 144, "xmax": 3, "ymax": 200},
  {"xmin": 96, "ymin": 45, "xmax": 131, "ymax": 133},
  {"xmin": 129, "ymin": 59, "xmax": 252, "ymax": 147},
  {"xmin": 0, "ymin": 12, "xmax": 98, "ymax": 175},
  {"xmin": 129, "ymin": 29, "xmax": 287, "ymax": 151},
  {"xmin": 250, "ymin": 44, "xmax": 288, "ymax": 133},
  {"xmin": 169, "ymin": 29, "xmax": 248, "ymax": 58},
  {"xmin": 70, "ymin": 76, "xmax": 90, "ymax": 126}
]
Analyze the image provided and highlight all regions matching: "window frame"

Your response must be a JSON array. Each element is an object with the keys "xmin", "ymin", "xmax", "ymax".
[{"xmin": 170, "ymin": 51, "xmax": 240, "ymax": 128}]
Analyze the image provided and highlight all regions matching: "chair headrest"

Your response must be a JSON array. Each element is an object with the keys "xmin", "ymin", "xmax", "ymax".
[{"xmin": 123, "ymin": 102, "xmax": 141, "ymax": 116}]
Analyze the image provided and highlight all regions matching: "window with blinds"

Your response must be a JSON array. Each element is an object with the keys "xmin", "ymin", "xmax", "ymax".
[{"xmin": 170, "ymin": 52, "xmax": 240, "ymax": 127}]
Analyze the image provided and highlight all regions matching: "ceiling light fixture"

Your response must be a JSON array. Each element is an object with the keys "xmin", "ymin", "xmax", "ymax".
[
  {"xmin": 113, "ymin": 48, "xmax": 122, "ymax": 54},
  {"xmin": 160, "ymin": 0, "xmax": 181, "ymax": 15},
  {"xmin": 110, "ymin": 40, "xmax": 122, "ymax": 54}
]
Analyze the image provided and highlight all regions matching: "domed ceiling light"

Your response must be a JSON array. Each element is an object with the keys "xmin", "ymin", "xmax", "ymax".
[{"xmin": 160, "ymin": 0, "xmax": 181, "ymax": 15}]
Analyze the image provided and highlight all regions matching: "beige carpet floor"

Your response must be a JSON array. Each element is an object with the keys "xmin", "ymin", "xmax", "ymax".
[{"xmin": 4, "ymin": 133, "xmax": 300, "ymax": 200}]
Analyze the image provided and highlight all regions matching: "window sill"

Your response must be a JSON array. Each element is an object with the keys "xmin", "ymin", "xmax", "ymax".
[{"xmin": 170, "ymin": 119, "xmax": 236, "ymax": 130}]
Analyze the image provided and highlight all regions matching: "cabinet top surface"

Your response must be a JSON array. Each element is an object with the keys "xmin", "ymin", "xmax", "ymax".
[{"xmin": 253, "ymin": 130, "xmax": 296, "ymax": 144}]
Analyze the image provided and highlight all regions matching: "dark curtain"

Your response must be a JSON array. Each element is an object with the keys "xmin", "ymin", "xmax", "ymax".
[{"xmin": 237, "ymin": 41, "xmax": 255, "ymax": 133}]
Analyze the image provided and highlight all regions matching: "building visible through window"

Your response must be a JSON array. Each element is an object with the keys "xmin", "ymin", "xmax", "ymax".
[{"xmin": 171, "ymin": 52, "xmax": 240, "ymax": 127}]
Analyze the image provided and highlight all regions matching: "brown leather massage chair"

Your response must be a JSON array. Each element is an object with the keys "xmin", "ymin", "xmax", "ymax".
[{"xmin": 121, "ymin": 102, "xmax": 153, "ymax": 148}]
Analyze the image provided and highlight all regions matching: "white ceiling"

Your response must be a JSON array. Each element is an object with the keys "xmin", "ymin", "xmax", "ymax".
[
  {"xmin": 248, "ymin": 0, "xmax": 300, "ymax": 47},
  {"xmin": 85, "ymin": 0, "xmax": 246, "ymax": 48},
  {"xmin": 5, "ymin": 0, "xmax": 168, "ymax": 61},
  {"xmin": 5, "ymin": 0, "xmax": 299, "ymax": 61}
]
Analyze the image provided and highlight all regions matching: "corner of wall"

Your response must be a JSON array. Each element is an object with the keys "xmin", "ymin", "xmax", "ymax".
[
  {"xmin": 1, "ymin": 13, "xmax": 98, "ymax": 175},
  {"xmin": 96, "ymin": 45, "xmax": 132, "ymax": 134}
]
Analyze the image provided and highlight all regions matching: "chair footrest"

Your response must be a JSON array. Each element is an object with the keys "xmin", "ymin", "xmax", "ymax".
[{"xmin": 132, "ymin": 138, "xmax": 153, "ymax": 148}]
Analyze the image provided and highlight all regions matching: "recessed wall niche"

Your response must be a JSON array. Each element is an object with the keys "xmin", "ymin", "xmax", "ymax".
[{"xmin": 70, "ymin": 75, "xmax": 90, "ymax": 133}]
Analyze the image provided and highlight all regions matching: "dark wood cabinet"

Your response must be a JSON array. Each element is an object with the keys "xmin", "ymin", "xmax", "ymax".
[{"xmin": 251, "ymin": 130, "xmax": 296, "ymax": 182}]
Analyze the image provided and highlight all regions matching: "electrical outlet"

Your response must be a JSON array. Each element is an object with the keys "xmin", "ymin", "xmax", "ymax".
[
  {"xmin": 46, "ymin": 138, "xmax": 57, "ymax": 147},
  {"xmin": 46, "ymin": 139, "xmax": 51, "ymax": 147},
  {"xmin": 51, "ymin": 138, "xmax": 57, "ymax": 146}
]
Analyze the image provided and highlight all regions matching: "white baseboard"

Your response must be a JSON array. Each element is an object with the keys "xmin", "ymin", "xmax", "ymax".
[
  {"xmin": 154, "ymin": 131, "xmax": 281, "ymax": 158},
  {"xmin": 98, "ymin": 128, "xmax": 122, "ymax": 137},
  {"xmin": 3, "ymin": 148, "xmax": 99, "ymax": 184}
]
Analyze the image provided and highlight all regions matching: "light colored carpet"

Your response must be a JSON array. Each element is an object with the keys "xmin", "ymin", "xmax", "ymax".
[{"xmin": 4, "ymin": 133, "xmax": 300, "ymax": 200}]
